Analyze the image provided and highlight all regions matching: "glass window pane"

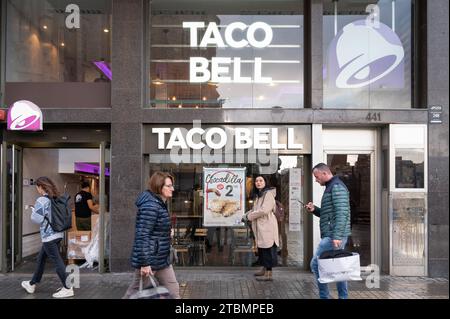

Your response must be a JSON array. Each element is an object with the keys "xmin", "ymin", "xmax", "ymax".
[
  {"xmin": 327, "ymin": 154, "xmax": 372, "ymax": 266},
  {"xmin": 395, "ymin": 149, "xmax": 424, "ymax": 188},
  {"xmin": 6, "ymin": 0, "xmax": 112, "ymax": 82},
  {"xmin": 323, "ymin": 0, "xmax": 413, "ymax": 109},
  {"xmin": 149, "ymin": 0, "xmax": 304, "ymax": 109},
  {"xmin": 148, "ymin": 156, "xmax": 305, "ymax": 267}
]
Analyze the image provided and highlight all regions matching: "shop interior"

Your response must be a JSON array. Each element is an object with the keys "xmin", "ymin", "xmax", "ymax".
[
  {"xmin": 149, "ymin": 155, "xmax": 307, "ymax": 268},
  {"xmin": 16, "ymin": 148, "xmax": 110, "ymax": 272}
]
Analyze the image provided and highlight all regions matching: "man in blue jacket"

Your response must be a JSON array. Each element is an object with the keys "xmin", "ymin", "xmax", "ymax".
[{"xmin": 306, "ymin": 163, "xmax": 351, "ymax": 299}]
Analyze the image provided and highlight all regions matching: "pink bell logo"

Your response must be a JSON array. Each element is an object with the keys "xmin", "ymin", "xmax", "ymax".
[{"xmin": 7, "ymin": 100, "xmax": 43, "ymax": 131}]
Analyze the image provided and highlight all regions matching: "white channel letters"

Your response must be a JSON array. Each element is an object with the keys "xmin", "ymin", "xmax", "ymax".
[
  {"xmin": 183, "ymin": 22, "xmax": 273, "ymax": 83},
  {"xmin": 152, "ymin": 122, "xmax": 305, "ymax": 174}
]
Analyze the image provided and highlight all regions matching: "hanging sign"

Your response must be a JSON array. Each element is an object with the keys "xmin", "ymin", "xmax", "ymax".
[{"xmin": 7, "ymin": 100, "xmax": 43, "ymax": 131}]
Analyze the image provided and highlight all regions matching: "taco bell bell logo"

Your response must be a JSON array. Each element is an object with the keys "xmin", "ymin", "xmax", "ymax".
[
  {"xmin": 7, "ymin": 100, "xmax": 43, "ymax": 131},
  {"xmin": 328, "ymin": 20, "xmax": 404, "ymax": 89}
]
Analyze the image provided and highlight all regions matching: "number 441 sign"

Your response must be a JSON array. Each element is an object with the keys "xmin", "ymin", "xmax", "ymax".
[{"xmin": 203, "ymin": 167, "xmax": 246, "ymax": 227}]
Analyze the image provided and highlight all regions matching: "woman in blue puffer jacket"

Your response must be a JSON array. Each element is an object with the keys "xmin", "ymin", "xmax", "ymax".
[{"xmin": 123, "ymin": 171, "xmax": 180, "ymax": 299}]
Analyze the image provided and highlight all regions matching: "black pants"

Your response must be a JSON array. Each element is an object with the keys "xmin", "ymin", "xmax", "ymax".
[
  {"xmin": 30, "ymin": 238, "xmax": 68, "ymax": 288},
  {"xmin": 258, "ymin": 244, "xmax": 278, "ymax": 271}
]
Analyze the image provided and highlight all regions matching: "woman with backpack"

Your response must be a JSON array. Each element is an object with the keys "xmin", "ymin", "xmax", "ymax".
[
  {"xmin": 21, "ymin": 177, "xmax": 74, "ymax": 298},
  {"xmin": 243, "ymin": 175, "xmax": 279, "ymax": 281}
]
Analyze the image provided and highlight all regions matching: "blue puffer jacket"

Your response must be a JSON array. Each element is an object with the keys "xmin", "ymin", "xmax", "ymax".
[
  {"xmin": 313, "ymin": 176, "xmax": 351, "ymax": 240},
  {"xmin": 130, "ymin": 191, "xmax": 171, "ymax": 270}
]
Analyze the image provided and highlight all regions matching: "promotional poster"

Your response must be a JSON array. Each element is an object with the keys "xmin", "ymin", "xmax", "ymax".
[{"xmin": 203, "ymin": 167, "xmax": 246, "ymax": 227}]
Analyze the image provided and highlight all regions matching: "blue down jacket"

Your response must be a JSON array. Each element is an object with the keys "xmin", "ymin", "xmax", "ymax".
[{"xmin": 130, "ymin": 191, "xmax": 171, "ymax": 270}]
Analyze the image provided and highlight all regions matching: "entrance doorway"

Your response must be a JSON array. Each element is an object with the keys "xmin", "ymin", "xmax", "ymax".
[
  {"xmin": 1, "ymin": 145, "xmax": 110, "ymax": 273},
  {"xmin": 1, "ymin": 144, "xmax": 23, "ymax": 272},
  {"xmin": 327, "ymin": 153, "xmax": 372, "ymax": 266}
]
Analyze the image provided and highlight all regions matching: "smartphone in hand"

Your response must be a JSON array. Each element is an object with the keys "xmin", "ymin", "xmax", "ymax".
[{"xmin": 296, "ymin": 199, "xmax": 307, "ymax": 208}]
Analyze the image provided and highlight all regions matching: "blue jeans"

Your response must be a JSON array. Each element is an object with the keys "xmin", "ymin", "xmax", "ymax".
[
  {"xmin": 310, "ymin": 237, "xmax": 348, "ymax": 299},
  {"xmin": 30, "ymin": 238, "xmax": 68, "ymax": 288}
]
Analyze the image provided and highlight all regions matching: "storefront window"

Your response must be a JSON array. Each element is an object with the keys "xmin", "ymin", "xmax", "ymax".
[
  {"xmin": 149, "ymin": 0, "xmax": 304, "ymax": 109},
  {"xmin": 6, "ymin": 0, "xmax": 111, "ymax": 82},
  {"xmin": 395, "ymin": 149, "xmax": 424, "ymax": 188},
  {"xmin": 145, "ymin": 124, "xmax": 310, "ymax": 266},
  {"xmin": 323, "ymin": 0, "xmax": 414, "ymax": 109},
  {"xmin": 149, "ymin": 157, "xmax": 304, "ymax": 267}
]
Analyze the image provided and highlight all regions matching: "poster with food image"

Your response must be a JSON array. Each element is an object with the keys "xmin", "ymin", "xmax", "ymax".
[{"xmin": 203, "ymin": 167, "xmax": 246, "ymax": 227}]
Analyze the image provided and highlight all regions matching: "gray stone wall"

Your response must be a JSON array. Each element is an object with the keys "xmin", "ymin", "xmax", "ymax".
[
  {"xmin": 427, "ymin": 0, "xmax": 449, "ymax": 278},
  {"xmin": 109, "ymin": 0, "xmax": 145, "ymax": 272}
]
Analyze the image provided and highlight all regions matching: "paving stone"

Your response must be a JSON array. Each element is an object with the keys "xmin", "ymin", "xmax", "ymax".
[{"xmin": 0, "ymin": 269, "xmax": 447, "ymax": 299}]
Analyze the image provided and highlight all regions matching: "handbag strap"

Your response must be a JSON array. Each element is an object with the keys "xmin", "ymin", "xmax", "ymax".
[
  {"xmin": 139, "ymin": 275, "xmax": 158, "ymax": 292},
  {"xmin": 258, "ymin": 191, "xmax": 275, "ymax": 216}
]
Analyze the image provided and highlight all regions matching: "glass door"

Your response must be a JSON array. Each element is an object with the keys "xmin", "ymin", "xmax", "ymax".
[
  {"xmin": 326, "ymin": 152, "xmax": 373, "ymax": 266},
  {"xmin": 1, "ymin": 143, "xmax": 23, "ymax": 272},
  {"xmin": 98, "ymin": 142, "xmax": 110, "ymax": 272}
]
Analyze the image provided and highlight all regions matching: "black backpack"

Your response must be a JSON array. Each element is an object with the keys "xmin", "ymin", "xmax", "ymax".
[{"xmin": 44, "ymin": 194, "xmax": 72, "ymax": 232}]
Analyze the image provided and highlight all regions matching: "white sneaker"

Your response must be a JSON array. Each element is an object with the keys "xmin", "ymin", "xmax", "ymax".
[
  {"xmin": 52, "ymin": 287, "xmax": 74, "ymax": 298},
  {"xmin": 21, "ymin": 281, "xmax": 35, "ymax": 294}
]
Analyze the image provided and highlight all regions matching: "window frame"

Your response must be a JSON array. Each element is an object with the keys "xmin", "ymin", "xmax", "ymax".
[
  {"xmin": 146, "ymin": 0, "xmax": 306, "ymax": 110},
  {"xmin": 389, "ymin": 124, "xmax": 428, "ymax": 192},
  {"xmin": 321, "ymin": 0, "xmax": 419, "ymax": 110}
]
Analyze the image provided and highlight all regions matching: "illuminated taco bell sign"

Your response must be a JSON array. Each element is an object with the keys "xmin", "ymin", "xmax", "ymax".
[
  {"xmin": 328, "ymin": 20, "xmax": 405, "ymax": 89},
  {"xmin": 183, "ymin": 21, "xmax": 273, "ymax": 83},
  {"xmin": 7, "ymin": 100, "xmax": 43, "ymax": 131}
]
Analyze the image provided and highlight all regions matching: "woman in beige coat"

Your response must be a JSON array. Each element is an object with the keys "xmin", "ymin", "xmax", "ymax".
[{"xmin": 245, "ymin": 175, "xmax": 279, "ymax": 281}]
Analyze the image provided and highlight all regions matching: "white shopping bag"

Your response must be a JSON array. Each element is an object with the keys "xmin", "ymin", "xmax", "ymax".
[
  {"xmin": 81, "ymin": 218, "xmax": 100, "ymax": 268},
  {"xmin": 318, "ymin": 251, "xmax": 362, "ymax": 283}
]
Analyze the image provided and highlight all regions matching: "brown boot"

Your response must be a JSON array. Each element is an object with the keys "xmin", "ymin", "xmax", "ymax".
[
  {"xmin": 254, "ymin": 267, "xmax": 265, "ymax": 276},
  {"xmin": 255, "ymin": 270, "xmax": 273, "ymax": 281}
]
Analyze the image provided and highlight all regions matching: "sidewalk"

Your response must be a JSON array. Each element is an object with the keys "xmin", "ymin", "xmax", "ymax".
[{"xmin": 0, "ymin": 268, "xmax": 448, "ymax": 299}]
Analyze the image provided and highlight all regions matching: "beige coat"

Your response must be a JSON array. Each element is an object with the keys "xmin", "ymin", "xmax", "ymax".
[{"xmin": 247, "ymin": 188, "xmax": 279, "ymax": 249}]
